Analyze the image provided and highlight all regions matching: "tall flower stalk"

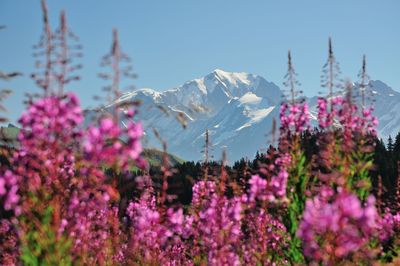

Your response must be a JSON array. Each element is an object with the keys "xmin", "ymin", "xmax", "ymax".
[{"xmin": 321, "ymin": 38, "xmax": 342, "ymax": 106}]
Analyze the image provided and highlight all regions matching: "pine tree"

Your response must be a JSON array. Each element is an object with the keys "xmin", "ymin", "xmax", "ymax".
[
  {"xmin": 201, "ymin": 129, "xmax": 213, "ymax": 180},
  {"xmin": 387, "ymin": 135, "xmax": 394, "ymax": 153},
  {"xmin": 384, "ymin": 135, "xmax": 397, "ymax": 206},
  {"xmin": 393, "ymin": 131, "xmax": 400, "ymax": 160}
]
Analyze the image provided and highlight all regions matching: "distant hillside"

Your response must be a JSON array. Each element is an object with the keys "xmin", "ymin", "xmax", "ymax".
[
  {"xmin": 142, "ymin": 148, "xmax": 185, "ymax": 167},
  {"xmin": 0, "ymin": 125, "xmax": 184, "ymax": 166},
  {"xmin": 0, "ymin": 124, "xmax": 20, "ymax": 148}
]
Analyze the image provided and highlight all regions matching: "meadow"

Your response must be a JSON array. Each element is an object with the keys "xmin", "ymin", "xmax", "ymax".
[{"xmin": 0, "ymin": 1, "xmax": 400, "ymax": 265}]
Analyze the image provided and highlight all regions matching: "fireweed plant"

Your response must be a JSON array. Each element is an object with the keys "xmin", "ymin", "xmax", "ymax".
[{"xmin": 1, "ymin": 2, "xmax": 400, "ymax": 265}]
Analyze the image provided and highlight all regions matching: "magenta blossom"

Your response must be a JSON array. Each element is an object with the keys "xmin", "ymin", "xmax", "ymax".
[
  {"xmin": 84, "ymin": 115, "xmax": 145, "ymax": 170},
  {"xmin": 0, "ymin": 170, "xmax": 20, "ymax": 215},
  {"xmin": 298, "ymin": 190, "xmax": 381, "ymax": 263},
  {"xmin": 280, "ymin": 101, "xmax": 310, "ymax": 134}
]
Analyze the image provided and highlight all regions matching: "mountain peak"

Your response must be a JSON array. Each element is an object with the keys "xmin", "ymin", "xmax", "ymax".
[
  {"xmin": 212, "ymin": 68, "xmax": 247, "ymax": 77},
  {"xmin": 212, "ymin": 68, "xmax": 228, "ymax": 75},
  {"xmin": 210, "ymin": 69, "xmax": 253, "ymax": 84},
  {"xmin": 96, "ymin": 70, "xmax": 400, "ymax": 162},
  {"xmin": 369, "ymin": 80, "xmax": 396, "ymax": 94}
]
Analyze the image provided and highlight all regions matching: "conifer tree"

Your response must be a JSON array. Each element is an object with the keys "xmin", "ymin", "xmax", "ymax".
[
  {"xmin": 201, "ymin": 129, "xmax": 212, "ymax": 180},
  {"xmin": 393, "ymin": 131, "xmax": 400, "ymax": 160},
  {"xmin": 387, "ymin": 135, "xmax": 394, "ymax": 153}
]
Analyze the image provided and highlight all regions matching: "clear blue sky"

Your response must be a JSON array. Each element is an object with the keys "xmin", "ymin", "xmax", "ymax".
[{"xmin": 1, "ymin": 0, "xmax": 399, "ymax": 123}]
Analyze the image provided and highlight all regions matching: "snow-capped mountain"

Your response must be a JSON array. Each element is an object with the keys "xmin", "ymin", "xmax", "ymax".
[
  {"xmin": 102, "ymin": 69, "xmax": 400, "ymax": 162},
  {"xmin": 366, "ymin": 80, "xmax": 400, "ymax": 138},
  {"xmin": 106, "ymin": 69, "xmax": 282, "ymax": 162}
]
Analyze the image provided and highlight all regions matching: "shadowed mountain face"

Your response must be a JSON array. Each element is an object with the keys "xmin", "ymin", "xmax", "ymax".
[
  {"xmin": 99, "ymin": 69, "xmax": 399, "ymax": 162},
  {"xmin": 367, "ymin": 80, "xmax": 400, "ymax": 138}
]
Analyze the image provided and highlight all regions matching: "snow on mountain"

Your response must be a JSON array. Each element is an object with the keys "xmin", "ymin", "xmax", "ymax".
[
  {"xmin": 102, "ymin": 69, "xmax": 282, "ymax": 162},
  {"xmin": 367, "ymin": 80, "xmax": 400, "ymax": 139},
  {"xmin": 99, "ymin": 69, "xmax": 400, "ymax": 162}
]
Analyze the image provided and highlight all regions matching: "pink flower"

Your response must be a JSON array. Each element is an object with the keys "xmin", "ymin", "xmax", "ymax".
[
  {"xmin": 0, "ymin": 170, "xmax": 20, "ymax": 215},
  {"xmin": 280, "ymin": 101, "xmax": 310, "ymax": 134},
  {"xmin": 84, "ymin": 115, "xmax": 144, "ymax": 170},
  {"xmin": 297, "ymin": 190, "xmax": 381, "ymax": 263},
  {"xmin": 249, "ymin": 174, "xmax": 268, "ymax": 202}
]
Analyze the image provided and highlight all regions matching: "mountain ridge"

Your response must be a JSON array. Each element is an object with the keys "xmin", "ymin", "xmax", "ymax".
[{"xmin": 102, "ymin": 69, "xmax": 400, "ymax": 162}]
